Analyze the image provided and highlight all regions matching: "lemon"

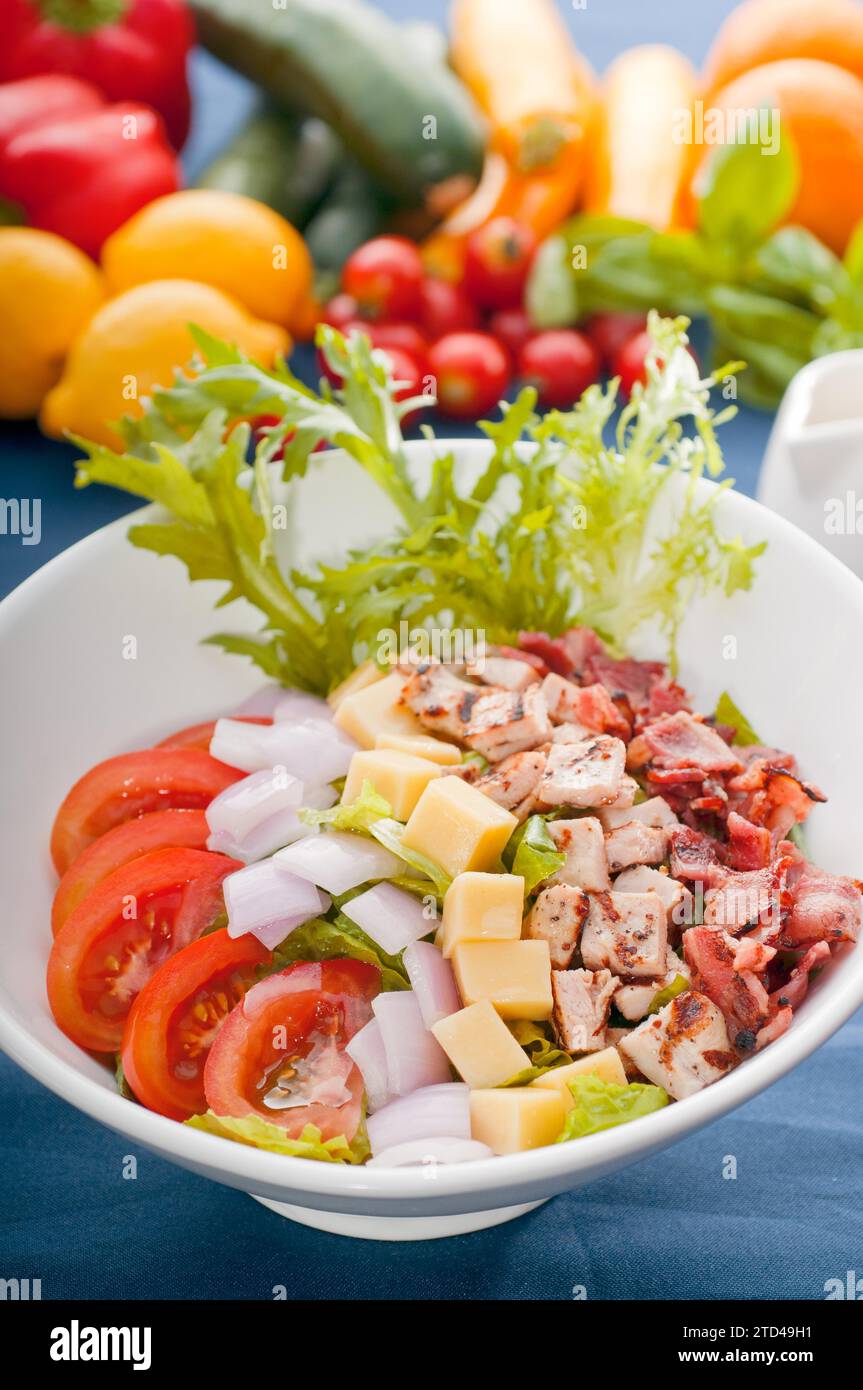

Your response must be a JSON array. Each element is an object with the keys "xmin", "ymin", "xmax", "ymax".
[
  {"xmin": 101, "ymin": 189, "xmax": 314, "ymax": 329},
  {"xmin": 41, "ymin": 278, "xmax": 290, "ymax": 449}
]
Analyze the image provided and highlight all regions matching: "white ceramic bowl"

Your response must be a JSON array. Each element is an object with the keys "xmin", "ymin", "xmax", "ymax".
[{"xmin": 2, "ymin": 441, "xmax": 862, "ymax": 1241}]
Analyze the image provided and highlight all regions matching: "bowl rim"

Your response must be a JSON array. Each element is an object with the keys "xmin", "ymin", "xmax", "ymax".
[{"xmin": 2, "ymin": 449, "xmax": 863, "ymax": 1208}]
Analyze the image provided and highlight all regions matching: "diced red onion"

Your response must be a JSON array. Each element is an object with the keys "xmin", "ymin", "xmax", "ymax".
[
  {"xmin": 273, "ymin": 690, "xmax": 332, "ymax": 724},
  {"xmin": 210, "ymin": 717, "xmax": 358, "ymax": 780},
  {"xmin": 403, "ymin": 941, "xmax": 461, "ymax": 1027},
  {"xmin": 345, "ymin": 1018, "xmax": 390, "ymax": 1113},
  {"xmin": 341, "ymin": 882, "xmax": 433, "ymax": 956},
  {"xmin": 372, "ymin": 991, "xmax": 451, "ymax": 1096},
  {"xmin": 367, "ymin": 1138, "xmax": 493, "ymax": 1168},
  {"xmin": 224, "ymin": 860, "xmax": 329, "ymax": 949},
  {"xmin": 366, "ymin": 1083, "xmax": 470, "ymax": 1156},
  {"xmin": 274, "ymin": 831, "xmax": 402, "ymax": 895},
  {"xmin": 232, "ymin": 684, "xmax": 286, "ymax": 718},
  {"xmin": 205, "ymin": 773, "xmax": 336, "ymax": 863}
]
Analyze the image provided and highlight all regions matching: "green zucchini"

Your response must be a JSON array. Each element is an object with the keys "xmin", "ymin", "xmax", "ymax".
[
  {"xmin": 190, "ymin": 0, "xmax": 485, "ymax": 204},
  {"xmin": 196, "ymin": 111, "xmax": 340, "ymax": 227},
  {"xmin": 304, "ymin": 158, "xmax": 390, "ymax": 272}
]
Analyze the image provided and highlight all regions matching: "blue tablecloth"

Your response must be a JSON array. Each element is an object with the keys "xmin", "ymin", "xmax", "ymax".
[{"xmin": 1, "ymin": 0, "xmax": 859, "ymax": 1300}]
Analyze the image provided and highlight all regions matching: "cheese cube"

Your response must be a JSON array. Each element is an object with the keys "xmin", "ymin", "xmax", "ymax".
[
  {"xmin": 530, "ymin": 1048, "xmax": 627, "ymax": 1109},
  {"xmin": 375, "ymin": 732, "xmax": 462, "ymax": 766},
  {"xmin": 452, "ymin": 940, "xmax": 553, "ymax": 1020},
  {"xmin": 470, "ymin": 1088, "xmax": 566, "ymax": 1154},
  {"xmin": 333, "ymin": 671, "xmax": 424, "ymax": 749},
  {"xmin": 431, "ymin": 1000, "xmax": 530, "ymax": 1088},
  {"xmin": 441, "ymin": 871, "xmax": 525, "ymax": 958},
  {"xmin": 401, "ymin": 775, "xmax": 517, "ymax": 878},
  {"xmin": 327, "ymin": 659, "xmax": 386, "ymax": 712},
  {"xmin": 341, "ymin": 748, "xmax": 441, "ymax": 820}
]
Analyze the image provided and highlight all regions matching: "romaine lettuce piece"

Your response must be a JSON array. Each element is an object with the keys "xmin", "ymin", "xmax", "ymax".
[
  {"xmin": 300, "ymin": 779, "xmax": 392, "ymax": 833},
  {"xmin": 557, "ymin": 1074, "xmax": 669, "ymax": 1140},
  {"xmin": 505, "ymin": 815, "xmax": 565, "ymax": 897},
  {"xmin": 187, "ymin": 1111, "xmax": 369, "ymax": 1163}
]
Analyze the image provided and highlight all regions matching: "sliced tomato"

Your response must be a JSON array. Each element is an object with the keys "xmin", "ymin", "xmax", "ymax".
[
  {"xmin": 121, "ymin": 928, "xmax": 271, "ymax": 1120},
  {"xmin": 50, "ymin": 748, "xmax": 243, "ymax": 875},
  {"xmin": 157, "ymin": 714, "xmax": 272, "ymax": 752},
  {"xmin": 203, "ymin": 959, "xmax": 379, "ymax": 1142},
  {"xmin": 47, "ymin": 848, "xmax": 240, "ymax": 1052},
  {"xmin": 51, "ymin": 808, "xmax": 211, "ymax": 937}
]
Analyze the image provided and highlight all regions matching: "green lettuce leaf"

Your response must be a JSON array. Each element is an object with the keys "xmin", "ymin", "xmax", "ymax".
[
  {"xmin": 504, "ymin": 815, "xmax": 565, "ymax": 896},
  {"xmin": 557, "ymin": 1074, "xmax": 670, "ymax": 1141},
  {"xmin": 368, "ymin": 817, "xmax": 451, "ymax": 898},
  {"xmin": 186, "ymin": 1110, "xmax": 369, "ymax": 1163},
  {"xmin": 265, "ymin": 914, "xmax": 410, "ymax": 991},
  {"xmin": 647, "ymin": 973, "xmax": 690, "ymax": 1015},
  {"xmin": 501, "ymin": 1020, "xmax": 573, "ymax": 1085},
  {"xmin": 713, "ymin": 690, "xmax": 761, "ymax": 746},
  {"xmin": 300, "ymin": 779, "xmax": 393, "ymax": 833},
  {"xmin": 114, "ymin": 1054, "xmax": 138, "ymax": 1103}
]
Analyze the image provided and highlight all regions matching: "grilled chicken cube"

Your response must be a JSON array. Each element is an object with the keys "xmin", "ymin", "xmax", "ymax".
[
  {"xmin": 536, "ymin": 736, "xmax": 626, "ymax": 809},
  {"xmin": 467, "ymin": 655, "xmax": 541, "ymax": 691},
  {"xmin": 468, "ymin": 748, "xmax": 547, "ymax": 820},
  {"xmin": 614, "ymin": 947, "xmax": 690, "ymax": 1021},
  {"xmin": 604, "ymin": 822, "xmax": 667, "ymax": 873},
  {"xmin": 581, "ymin": 890, "xmax": 668, "ymax": 978},
  {"xmin": 546, "ymin": 817, "xmax": 610, "ymax": 892},
  {"xmin": 602, "ymin": 774, "xmax": 639, "ymax": 810},
  {"xmin": 401, "ymin": 665, "xmax": 551, "ymax": 763},
  {"xmin": 614, "ymin": 865, "xmax": 694, "ymax": 930},
  {"xmin": 526, "ymin": 884, "xmax": 589, "ymax": 968},
  {"xmin": 599, "ymin": 795, "xmax": 679, "ymax": 832},
  {"xmin": 551, "ymin": 721, "xmax": 593, "ymax": 744},
  {"xmin": 551, "ymin": 968, "xmax": 617, "ymax": 1052},
  {"xmin": 618, "ymin": 990, "xmax": 738, "ymax": 1100}
]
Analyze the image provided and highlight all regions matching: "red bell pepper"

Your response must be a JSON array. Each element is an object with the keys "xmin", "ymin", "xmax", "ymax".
[
  {"xmin": 0, "ymin": 0, "xmax": 194, "ymax": 149},
  {"xmin": 0, "ymin": 75, "xmax": 181, "ymax": 258}
]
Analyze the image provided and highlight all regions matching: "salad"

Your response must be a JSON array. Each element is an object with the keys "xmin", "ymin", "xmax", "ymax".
[{"xmin": 44, "ymin": 315, "xmax": 862, "ymax": 1168}]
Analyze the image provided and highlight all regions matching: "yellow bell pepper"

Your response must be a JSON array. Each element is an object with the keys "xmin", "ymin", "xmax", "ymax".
[
  {"xmin": 41, "ymin": 278, "xmax": 290, "ymax": 449},
  {"xmin": 101, "ymin": 190, "xmax": 314, "ymax": 332},
  {"xmin": 0, "ymin": 228, "xmax": 105, "ymax": 419}
]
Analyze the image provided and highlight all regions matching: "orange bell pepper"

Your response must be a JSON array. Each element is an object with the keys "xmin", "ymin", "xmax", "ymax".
[
  {"xmin": 450, "ymin": 0, "xmax": 594, "ymax": 171},
  {"xmin": 583, "ymin": 46, "xmax": 699, "ymax": 232}
]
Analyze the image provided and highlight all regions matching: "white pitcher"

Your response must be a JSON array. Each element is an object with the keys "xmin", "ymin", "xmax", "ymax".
[{"xmin": 758, "ymin": 350, "xmax": 863, "ymax": 578}]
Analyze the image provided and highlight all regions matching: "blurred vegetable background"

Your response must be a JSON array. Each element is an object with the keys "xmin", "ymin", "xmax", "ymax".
[{"xmin": 2, "ymin": 0, "xmax": 863, "ymax": 450}]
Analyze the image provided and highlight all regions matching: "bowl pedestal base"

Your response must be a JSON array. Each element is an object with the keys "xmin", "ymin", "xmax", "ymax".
[{"xmin": 251, "ymin": 1194, "xmax": 547, "ymax": 1241}]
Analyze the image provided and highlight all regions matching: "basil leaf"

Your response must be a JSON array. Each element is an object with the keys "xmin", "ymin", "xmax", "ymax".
[{"xmin": 696, "ymin": 126, "xmax": 799, "ymax": 249}]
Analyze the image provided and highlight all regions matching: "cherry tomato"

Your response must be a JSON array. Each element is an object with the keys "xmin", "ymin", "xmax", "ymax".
[
  {"xmin": 121, "ymin": 928, "xmax": 271, "ymax": 1120},
  {"xmin": 341, "ymin": 319, "xmax": 429, "ymax": 369},
  {"xmin": 203, "ymin": 959, "xmax": 379, "ymax": 1141},
  {"xmin": 47, "ymin": 848, "xmax": 240, "ymax": 1052},
  {"xmin": 52, "ymin": 808, "xmax": 211, "ymax": 937},
  {"xmin": 585, "ymin": 312, "xmax": 648, "ymax": 370},
  {"xmin": 489, "ymin": 306, "xmax": 535, "ymax": 363},
  {"xmin": 342, "ymin": 236, "xmax": 424, "ymax": 321},
  {"xmin": 518, "ymin": 330, "xmax": 601, "ymax": 408},
  {"xmin": 427, "ymin": 332, "xmax": 510, "ymax": 420},
  {"xmin": 322, "ymin": 293, "xmax": 360, "ymax": 329},
  {"xmin": 157, "ymin": 716, "xmax": 271, "ymax": 753},
  {"xmin": 464, "ymin": 217, "xmax": 537, "ymax": 310},
  {"xmin": 419, "ymin": 277, "xmax": 480, "ymax": 338},
  {"xmin": 612, "ymin": 329, "xmax": 699, "ymax": 400},
  {"xmin": 50, "ymin": 749, "xmax": 242, "ymax": 876}
]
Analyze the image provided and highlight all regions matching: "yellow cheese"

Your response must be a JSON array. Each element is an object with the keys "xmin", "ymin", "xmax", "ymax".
[
  {"xmin": 401, "ymin": 775, "xmax": 517, "ymax": 878},
  {"xmin": 327, "ymin": 659, "xmax": 386, "ymax": 712},
  {"xmin": 452, "ymin": 940, "xmax": 553, "ymax": 1020},
  {"xmin": 375, "ymin": 731, "xmax": 462, "ymax": 766},
  {"xmin": 341, "ymin": 748, "xmax": 441, "ymax": 820},
  {"xmin": 470, "ymin": 1088, "xmax": 566, "ymax": 1154},
  {"xmin": 530, "ymin": 1048, "xmax": 627, "ymax": 1108},
  {"xmin": 441, "ymin": 871, "xmax": 525, "ymax": 958},
  {"xmin": 431, "ymin": 1000, "xmax": 530, "ymax": 1088},
  {"xmin": 332, "ymin": 671, "xmax": 424, "ymax": 749}
]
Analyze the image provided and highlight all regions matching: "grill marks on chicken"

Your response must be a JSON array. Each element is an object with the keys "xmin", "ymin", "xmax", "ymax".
[{"xmin": 390, "ymin": 630, "xmax": 860, "ymax": 1101}]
